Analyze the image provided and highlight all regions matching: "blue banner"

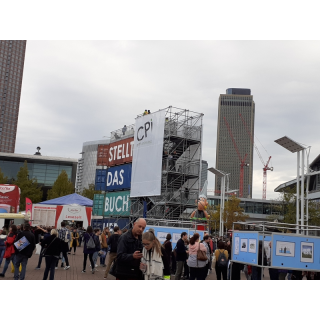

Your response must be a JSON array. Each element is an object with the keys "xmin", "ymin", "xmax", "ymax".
[{"xmin": 106, "ymin": 163, "xmax": 132, "ymax": 191}]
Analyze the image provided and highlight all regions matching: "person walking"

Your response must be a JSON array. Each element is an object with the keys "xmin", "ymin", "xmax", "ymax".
[
  {"xmin": 70, "ymin": 228, "xmax": 79, "ymax": 255},
  {"xmin": 78, "ymin": 228, "xmax": 84, "ymax": 247},
  {"xmin": 115, "ymin": 218, "xmax": 146, "ymax": 280},
  {"xmin": 0, "ymin": 225, "xmax": 18, "ymax": 277},
  {"xmin": 140, "ymin": 230, "xmax": 170, "ymax": 280},
  {"xmin": 103, "ymin": 226, "xmax": 120, "ymax": 279},
  {"xmin": 163, "ymin": 234, "xmax": 172, "ymax": 272},
  {"xmin": 202, "ymin": 235, "xmax": 211, "ymax": 279},
  {"xmin": 82, "ymin": 226, "xmax": 96, "ymax": 274},
  {"xmin": 100, "ymin": 227, "xmax": 109, "ymax": 267},
  {"xmin": 214, "ymin": 241, "xmax": 229, "ymax": 280},
  {"xmin": 0, "ymin": 230, "xmax": 7, "ymax": 268},
  {"xmin": 175, "ymin": 232, "xmax": 188, "ymax": 280},
  {"xmin": 42, "ymin": 229, "xmax": 63, "ymax": 280},
  {"xmin": 92, "ymin": 228, "xmax": 101, "ymax": 270},
  {"xmin": 35, "ymin": 227, "xmax": 51, "ymax": 269},
  {"xmin": 13, "ymin": 223, "xmax": 36, "ymax": 280},
  {"xmin": 57, "ymin": 222, "xmax": 71, "ymax": 270},
  {"xmin": 187, "ymin": 233, "xmax": 207, "ymax": 280}
]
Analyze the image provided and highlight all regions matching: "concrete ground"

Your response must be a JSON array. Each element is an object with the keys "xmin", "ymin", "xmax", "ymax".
[{"xmin": 0, "ymin": 248, "xmax": 272, "ymax": 280}]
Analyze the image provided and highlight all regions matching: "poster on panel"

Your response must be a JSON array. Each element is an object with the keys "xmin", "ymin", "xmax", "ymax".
[{"xmin": 130, "ymin": 110, "xmax": 166, "ymax": 197}]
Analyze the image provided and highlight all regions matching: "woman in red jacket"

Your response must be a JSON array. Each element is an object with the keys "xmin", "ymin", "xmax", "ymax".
[{"xmin": 0, "ymin": 225, "xmax": 18, "ymax": 278}]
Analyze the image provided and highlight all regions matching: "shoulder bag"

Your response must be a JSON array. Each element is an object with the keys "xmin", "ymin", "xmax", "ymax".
[
  {"xmin": 197, "ymin": 242, "xmax": 207, "ymax": 261},
  {"xmin": 41, "ymin": 237, "xmax": 57, "ymax": 257}
]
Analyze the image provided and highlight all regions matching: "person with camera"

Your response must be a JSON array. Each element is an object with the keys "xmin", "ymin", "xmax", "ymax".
[{"xmin": 115, "ymin": 218, "xmax": 146, "ymax": 280}]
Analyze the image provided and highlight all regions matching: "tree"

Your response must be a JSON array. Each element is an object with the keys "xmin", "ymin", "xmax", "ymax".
[
  {"xmin": 80, "ymin": 183, "xmax": 101, "ymax": 200},
  {"xmin": 215, "ymin": 195, "xmax": 249, "ymax": 232},
  {"xmin": 15, "ymin": 161, "xmax": 43, "ymax": 211},
  {"xmin": 274, "ymin": 186, "xmax": 320, "ymax": 230},
  {"xmin": 207, "ymin": 204, "xmax": 220, "ymax": 234},
  {"xmin": 0, "ymin": 167, "xmax": 8, "ymax": 184},
  {"xmin": 47, "ymin": 170, "xmax": 75, "ymax": 200}
]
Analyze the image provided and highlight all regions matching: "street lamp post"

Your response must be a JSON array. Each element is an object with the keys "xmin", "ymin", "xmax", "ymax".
[
  {"xmin": 208, "ymin": 167, "xmax": 228, "ymax": 237},
  {"xmin": 275, "ymin": 136, "xmax": 306, "ymax": 234}
]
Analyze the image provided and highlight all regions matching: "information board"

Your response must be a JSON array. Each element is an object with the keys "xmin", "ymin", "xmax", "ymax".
[
  {"xmin": 144, "ymin": 225, "xmax": 205, "ymax": 248},
  {"xmin": 232, "ymin": 231, "xmax": 259, "ymax": 265},
  {"xmin": 271, "ymin": 233, "xmax": 320, "ymax": 271}
]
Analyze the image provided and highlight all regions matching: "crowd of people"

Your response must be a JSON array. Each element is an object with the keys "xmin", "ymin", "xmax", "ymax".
[{"xmin": 0, "ymin": 219, "xmax": 317, "ymax": 280}]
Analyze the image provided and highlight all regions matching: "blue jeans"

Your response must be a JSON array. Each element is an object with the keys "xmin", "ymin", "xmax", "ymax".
[
  {"xmin": 100, "ymin": 248, "xmax": 108, "ymax": 265},
  {"xmin": 0, "ymin": 247, "xmax": 5, "ymax": 267},
  {"xmin": 37, "ymin": 254, "xmax": 43, "ymax": 268},
  {"xmin": 93, "ymin": 251, "xmax": 98, "ymax": 266},
  {"xmin": 1, "ymin": 254, "xmax": 15, "ymax": 276},
  {"xmin": 14, "ymin": 253, "xmax": 29, "ymax": 280}
]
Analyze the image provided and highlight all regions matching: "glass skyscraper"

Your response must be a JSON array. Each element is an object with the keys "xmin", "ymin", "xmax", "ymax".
[{"xmin": 0, "ymin": 40, "xmax": 27, "ymax": 153}]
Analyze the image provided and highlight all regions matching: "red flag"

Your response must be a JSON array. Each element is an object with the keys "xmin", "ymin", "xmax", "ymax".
[{"xmin": 26, "ymin": 198, "xmax": 33, "ymax": 224}]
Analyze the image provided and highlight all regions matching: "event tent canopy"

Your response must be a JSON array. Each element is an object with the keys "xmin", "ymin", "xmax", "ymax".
[{"xmin": 39, "ymin": 193, "xmax": 93, "ymax": 207}]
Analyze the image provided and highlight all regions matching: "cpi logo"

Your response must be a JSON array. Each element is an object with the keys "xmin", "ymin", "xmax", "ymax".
[
  {"xmin": 137, "ymin": 120, "xmax": 153, "ymax": 141},
  {"xmin": 68, "ymin": 207, "xmax": 81, "ymax": 214},
  {"xmin": 0, "ymin": 185, "xmax": 16, "ymax": 194}
]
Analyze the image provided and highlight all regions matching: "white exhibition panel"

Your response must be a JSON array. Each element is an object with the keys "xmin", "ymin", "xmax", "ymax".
[
  {"xmin": 56, "ymin": 205, "xmax": 90, "ymax": 229},
  {"xmin": 130, "ymin": 109, "xmax": 166, "ymax": 197}
]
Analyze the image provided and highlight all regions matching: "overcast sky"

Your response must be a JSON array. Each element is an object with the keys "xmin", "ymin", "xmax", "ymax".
[{"xmin": 15, "ymin": 41, "xmax": 320, "ymax": 200}]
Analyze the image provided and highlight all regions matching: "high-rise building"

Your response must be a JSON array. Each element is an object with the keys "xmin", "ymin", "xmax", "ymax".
[
  {"xmin": 200, "ymin": 160, "xmax": 208, "ymax": 190},
  {"xmin": 0, "ymin": 40, "xmax": 27, "ymax": 153},
  {"xmin": 76, "ymin": 138, "xmax": 110, "ymax": 193},
  {"xmin": 215, "ymin": 88, "xmax": 255, "ymax": 198}
]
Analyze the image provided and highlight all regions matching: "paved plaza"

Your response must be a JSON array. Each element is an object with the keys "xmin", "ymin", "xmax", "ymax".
[{"xmin": 0, "ymin": 246, "xmax": 273, "ymax": 280}]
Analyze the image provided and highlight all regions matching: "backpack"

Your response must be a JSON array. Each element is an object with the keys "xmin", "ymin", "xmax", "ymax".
[
  {"xmin": 217, "ymin": 250, "xmax": 228, "ymax": 268},
  {"xmin": 86, "ymin": 234, "xmax": 95, "ymax": 249},
  {"xmin": 64, "ymin": 230, "xmax": 71, "ymax": 243}
]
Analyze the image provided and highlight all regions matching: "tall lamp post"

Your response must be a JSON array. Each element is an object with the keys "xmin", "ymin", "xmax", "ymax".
[
  {"xmin": 274, "ymin": 136, "xmax": 307, "ymax": 234},
  {"xmin": 208, "ymin": 167, "xmax": 228, "ymax": 237}
]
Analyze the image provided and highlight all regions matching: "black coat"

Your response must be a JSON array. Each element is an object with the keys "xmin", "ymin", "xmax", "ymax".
[
  {"xmin": 41, "ymin": 235, "xmax": 63, "ymax": 257},
  {"xmin": 14, "ymin": 230, "xmax": 36, "ymax": 258},
  {"xmin": 161, "ymin": 246, "xmax": 170, "ymax": 276},
  {"xmin": 116, "ymin": 229, "xmax": 143, "ymax": 279},
  {"xmin": 176, "ymin": 238, "xmax": 187, "ymax": 261},
  {"xmin": 108, "ymin": 234, "xmax": 120, "ymax": 253}
]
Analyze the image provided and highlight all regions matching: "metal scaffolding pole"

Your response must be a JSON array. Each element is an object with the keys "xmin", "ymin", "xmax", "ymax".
[{"xmin": 297, "ymin": 151, "xmax": 300, "ymax": 234}]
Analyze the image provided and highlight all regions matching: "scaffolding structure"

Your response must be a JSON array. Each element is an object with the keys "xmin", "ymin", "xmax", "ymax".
[{"xmin": 109, "ymin": 106, "xmax": 204, "ymax": 227}]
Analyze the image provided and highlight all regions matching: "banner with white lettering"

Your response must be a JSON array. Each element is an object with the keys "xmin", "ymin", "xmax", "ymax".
[{"xmin": 130, "ymin": 109, "xmax": 166, "ymax": 197}]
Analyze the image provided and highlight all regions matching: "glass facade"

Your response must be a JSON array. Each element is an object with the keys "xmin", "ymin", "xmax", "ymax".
[
  {"xmin": 207, "ymin": 197, "xmax": 280, "ymax": 215},
  {"xmin": 0, "ymin": 160, "xmax": 73, "ymax": 186}
]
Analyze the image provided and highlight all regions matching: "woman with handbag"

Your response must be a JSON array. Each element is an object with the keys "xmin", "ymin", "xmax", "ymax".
[
  {"xmin": 0, "ymin": 225, "xmax": 18, "ymax": 278},
  {"xmin": 187, "ymin": 233, "xmax": 208, "ymax": 280},
  {"xmin": 42, "ymin": 229, "xmax": 63, "ymax": 280}
]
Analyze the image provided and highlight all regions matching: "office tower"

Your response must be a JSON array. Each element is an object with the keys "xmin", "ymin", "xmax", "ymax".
[
  {"xmin": 0, "ymin": 40, "xmax": 27, "ymax": 153},
  {"xmin": 215, "ymin": 88, "xmax": 255, "ymax": 198},
  {"xmin": 76, "ymin": 138, "xmax": 110, "ymax": 193},
  {"xmin": 200, "ymin": 160, "xmax": 208, "ymax": 190}
]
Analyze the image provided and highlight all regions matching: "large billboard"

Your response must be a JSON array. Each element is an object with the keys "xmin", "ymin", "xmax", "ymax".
[
  {"xmin": 106, "ymin": 163, "xmax": 132, "ymax": 191},
  {"xmin": 97, "ymin": 138, "xmax": 134, "ymax": 167},
  {"xmin": 0, "ymin": 184, "xmax": 21, "ymax": 213},
  {"xmin": 104, "ymin": 191, "xmax": 131, "ymax": 217},
  {"xmin": 130, "ymin": 110, "xmax": 166, "ymax": 197}
]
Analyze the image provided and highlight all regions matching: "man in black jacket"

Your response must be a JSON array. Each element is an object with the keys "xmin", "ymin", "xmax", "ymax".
[
  {"xmin": 175, "ymin": 232, "xmax": 188, "ymax": 280},
  {"xmin": 116, "ymin": 218, "xmax": 146, "ymax": 280},
  {"xmin": 103, "ymin": 226, "xmax": 121, "ymax": 279},
  {"xmin": 13, "ymin": 223, "xmax": 36, "ymax": 280}
]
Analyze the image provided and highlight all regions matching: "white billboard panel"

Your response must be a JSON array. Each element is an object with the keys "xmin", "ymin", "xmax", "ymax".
[{"xmin": 130, "ymin": 110, "xmax": 166, "ymax": 197}]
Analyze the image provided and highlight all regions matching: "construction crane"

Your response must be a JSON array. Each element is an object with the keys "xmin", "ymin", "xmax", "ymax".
[
  {"xmin": 239, "ymin": 113, "xmax": 273, "ymax": 200},
  {"xmin": 223, "ymin": 117, "xmax": 249, "ymax": 198}
]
